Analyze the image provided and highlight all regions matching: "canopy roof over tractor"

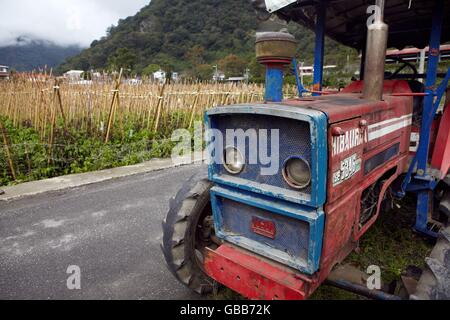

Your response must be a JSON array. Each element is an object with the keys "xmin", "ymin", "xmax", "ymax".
[{"xmin": 268, "ymin": 0, "xmax": 450, "ymax": 50}]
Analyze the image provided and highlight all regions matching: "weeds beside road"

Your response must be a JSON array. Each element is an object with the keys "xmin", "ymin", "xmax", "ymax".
[{"xmin": 1, "ymin": 78, "xmax": 287, "ymax": 186}]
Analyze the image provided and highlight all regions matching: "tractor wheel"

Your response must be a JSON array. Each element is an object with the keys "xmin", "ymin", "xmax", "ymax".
[
  {"xmin": 412, "ymin": 226, "xmax": 450, "ymax": 300},
  {"xmin": 161, "ymin": 169, "xmax": 216, "ymax": 295}
]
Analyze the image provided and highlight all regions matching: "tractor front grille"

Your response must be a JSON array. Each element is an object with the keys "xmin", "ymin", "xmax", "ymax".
[{"xmin": 210, "ymin": 113, "xmax": 312, "ymax": 194}]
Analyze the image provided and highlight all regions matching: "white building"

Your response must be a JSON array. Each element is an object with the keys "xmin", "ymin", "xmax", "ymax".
[
  {"xmin": 0, "ymin": 65, "xmax": 9, "ymax": 79},
  {"xmin": 153, "ymin": 70, "xmax": 166, "ymax": 83},
  {"xmin": 213, "ymin": 71, "xmax": 226, "ymax": 81},
  {"xmin": 172, "ymin": 72, "xmax": 180, "ymax": 82},
  {"xmin": 64, "ymin": 70, "xmax": 85, "ymax": 81},
  {"xmin": 227, "ymin": 76, "xmax": 246, "ymax": 83},
  {"xmin": 126, "ymin": 78, "xmax": 143, "ymax": 86},
  {"xmin": 152, "ymin": 70, "xmax": 179, "ymax": 83},
  {"xmin": 298, "ymin": 65, "xmax": 337, "ymax": 76}
]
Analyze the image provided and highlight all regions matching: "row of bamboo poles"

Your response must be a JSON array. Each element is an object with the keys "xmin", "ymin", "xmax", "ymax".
[
  {"xmin": 0, "ymin": 74, "xmax": 301, "ymax": 182},
  {"xmin": 0, "ymin": 78, "xmax": 274, "ymax": 139}
]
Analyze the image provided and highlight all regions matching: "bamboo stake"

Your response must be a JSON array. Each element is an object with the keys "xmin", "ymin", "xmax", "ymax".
[
  {"xmin": 105, "ymin": 68, "xmax": 123, "ymax": 143},
  {"xmin": 188, "ymin": 86, "xmax": 201, "ymax": 129},
  {"xmin": 47, "ymin": 91, "xmax": 57, "ymax": 165},
  {"xmin": 54, "ymin": 79, "xmax": 67, "ymax": 130},
  {"xmin": 0, "ymin": 120, "xmax": 17, "ymax": 181},
  {"xmin": 153, "ymin": 83, "xmax": 166, "ymax": 133}
]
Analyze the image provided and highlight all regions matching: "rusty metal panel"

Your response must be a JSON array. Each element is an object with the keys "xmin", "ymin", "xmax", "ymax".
[
  {"xmin": 328, "ymin": 118, "xmax": 365, "ymax": 202},
  {"xmin": 297, "ymin": 80, "xmax": 413, "ymax": 284},
  {"xmin": 431, "ymin": 102, "xmax": 450, "ymax": 179},
  {"xmin": 210, "ymin": 186, "xmax": 324, "ymax": 275},
  {"xmin": 204, "ymin": 244, "xmax": 309, "ymax": 300}
]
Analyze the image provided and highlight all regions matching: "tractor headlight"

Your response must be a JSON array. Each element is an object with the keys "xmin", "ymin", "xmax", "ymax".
[
  {"xmin": 283, "ymin": 157, "xmax": 311, "ymax": 189},
  {"xmin": 223, "ymin": 147, "xmax": 245, "ymax": 174}
]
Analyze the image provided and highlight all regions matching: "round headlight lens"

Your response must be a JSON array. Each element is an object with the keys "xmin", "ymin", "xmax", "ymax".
[
  {"xmin": 223, "ymin": 147, "xmax": 245, "ymax": 174},
  {"xmin": 283, "ymin": 157, "xmax": 311, "ymax": 189}
]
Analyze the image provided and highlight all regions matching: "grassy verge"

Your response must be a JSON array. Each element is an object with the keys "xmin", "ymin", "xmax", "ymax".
[
  {"xmin": 312, "ymin": 197, "xmax": 433, "ymax": 300},
  {"xmin": 0, "ymin": 115, "xmax": 196, "ymax": 186}
]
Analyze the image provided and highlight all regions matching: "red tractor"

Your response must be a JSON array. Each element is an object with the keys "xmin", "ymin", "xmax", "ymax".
[{"xmin": 162, "ymin": 0, "xmax": 450, "ymax": 300}]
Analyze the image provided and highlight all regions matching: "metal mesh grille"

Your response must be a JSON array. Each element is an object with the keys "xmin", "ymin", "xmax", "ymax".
[
  {"xmin": 212, "ymin": 114, "xmax": 312, "ymax": 194},
  {"xmin": 220, "ymin": 197, "xmax": 310, "ymax": 262}
]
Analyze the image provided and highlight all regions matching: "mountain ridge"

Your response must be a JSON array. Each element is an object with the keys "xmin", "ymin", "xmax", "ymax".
[{"xmin": 58, "ymin": 0, "xmax": 358, "ymax": 79}]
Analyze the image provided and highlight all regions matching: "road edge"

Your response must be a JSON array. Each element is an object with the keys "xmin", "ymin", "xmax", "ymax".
[{"xmin": 0, "ymin": 153, "xmax": 204, "ymax": 202}]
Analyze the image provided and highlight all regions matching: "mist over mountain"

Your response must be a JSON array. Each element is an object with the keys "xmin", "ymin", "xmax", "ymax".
[{"xmin": 0, "ymin": 37, "xmax": 83, "ymax": 71}]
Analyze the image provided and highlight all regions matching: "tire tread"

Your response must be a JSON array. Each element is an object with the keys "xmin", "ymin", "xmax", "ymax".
[{"xmin": 161, "ymin": 169, "xmax": 213, "ymax": 294}]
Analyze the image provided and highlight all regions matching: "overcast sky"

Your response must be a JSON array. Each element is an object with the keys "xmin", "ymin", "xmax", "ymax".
[{"xmin": 0, "ymin": 0, "xmax": 150, "ymax": 47}]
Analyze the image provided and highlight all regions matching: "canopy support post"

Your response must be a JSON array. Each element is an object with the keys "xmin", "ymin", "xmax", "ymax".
[
  {"xmin": 411, "ymin": 0, "xmax": 444, "ymax": 237},
  {"xmin": 313, "ymin": 0, "xmax": 326, "ymax": 96}
]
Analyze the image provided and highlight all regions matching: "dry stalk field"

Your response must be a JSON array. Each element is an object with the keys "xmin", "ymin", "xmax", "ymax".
[{"xmin": 0, "ymin": 76, "xmax": 296, "ymax": 186}]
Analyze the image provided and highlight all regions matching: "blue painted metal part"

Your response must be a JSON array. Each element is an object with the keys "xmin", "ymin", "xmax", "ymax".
[
  {"xmin": 312, "ymin": 0, "xmax": 326, "ymax": 96},
  {"xmin": 210, "ymin": 185, "xmax": 325, "ymax": 275},
  {"xmin": 205, "ymin": 103, "xmax": 328, "ymax": 274},
  {"xmin": 206, "ymin": 104, "xmax": 328, "ymax": 208},
  {"xmin": 405, "ymin": 177, "xmax": 439, "ymax": 193},
  {"xmin": 416, "ymin": 0, "xmax": 445, "ymax": 177},
  {"xmin": 265, "ymin": 65, "xmax": 284, "ymax": 102},
  {"xmin": 211, "ymin": 114, "xmax": 314, "ymax": 200},
  {"xmin": 399, "ymin": 0, "xmax": 446, "ymax": 238},
  {"xmin": 399, "ymin": 67, "xmax": 450, "ymax": 197},
  {"xmin": 293, "ymin": 58, "xmax": 308, "ymax": 97}
]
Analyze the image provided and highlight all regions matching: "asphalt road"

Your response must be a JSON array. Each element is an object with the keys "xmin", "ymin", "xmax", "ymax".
[{"xmin": 0, "ymin": 165, "xmax": 202, "ymax": 300}]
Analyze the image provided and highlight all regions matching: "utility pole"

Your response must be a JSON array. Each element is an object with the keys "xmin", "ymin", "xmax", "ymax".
[
  {"xmin": 213, "ymin": 65, "xmax": 218, "ymax": 81},
  {"xmin": 244, "ymin": 68, "xmax": 250, "ymax": 83}
]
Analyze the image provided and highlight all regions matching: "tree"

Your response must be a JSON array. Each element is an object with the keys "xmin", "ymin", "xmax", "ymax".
[
  {"xmin": 76, "ymin": 57, "xmax": 91, "ymax": 71},
  {"xmin": 151, "ymin": 53, "xmax": 185, "ymax": 74},
  {"xmin": 218, "ymin": 54, "xmax": 247, "ymax": 78},
  {"xmin": 248, "ymin": 56, "xmax": 264, "ymax": 83},
  {"xmin": 185, "ymin": 45, "xmax": 205, "ymax": 67},
  {"xmin": 107, "ymin": 48, "xmax": 138, "ymax": 71},
  {"xmin": 106, "ymin": 25, "xmax": 117, "ymax": 37},
  {"xmin": 191, "ymin": 64, "xmax": 213, "ymax": 81},
  {"xmin": 142, "ymin": 64, "xmax": 161, "ymax": 76},
  {"xmin": 58, "ymin": 0, "xmax": 358, "ymax": 81}
]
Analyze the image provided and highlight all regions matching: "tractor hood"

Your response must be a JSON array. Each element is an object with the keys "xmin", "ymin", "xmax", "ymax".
[{"xmin": 281, "ymin": 80, "xmax": 414, "ymax": 124}]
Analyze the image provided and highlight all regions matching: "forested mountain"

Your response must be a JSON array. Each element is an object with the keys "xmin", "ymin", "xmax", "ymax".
[
  {"xmin": 59, "ymin": 0, "xmax": 359, "ymax": 80},
  {"xmin": 0, "ymin": 38, "xmax": 82, "ymax": 72}
]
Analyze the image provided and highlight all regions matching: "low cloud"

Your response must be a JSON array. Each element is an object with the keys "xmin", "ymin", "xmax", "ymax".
[{"xmin": 0, "ymin": 0, "xmax": 150, "ymax": 47}]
